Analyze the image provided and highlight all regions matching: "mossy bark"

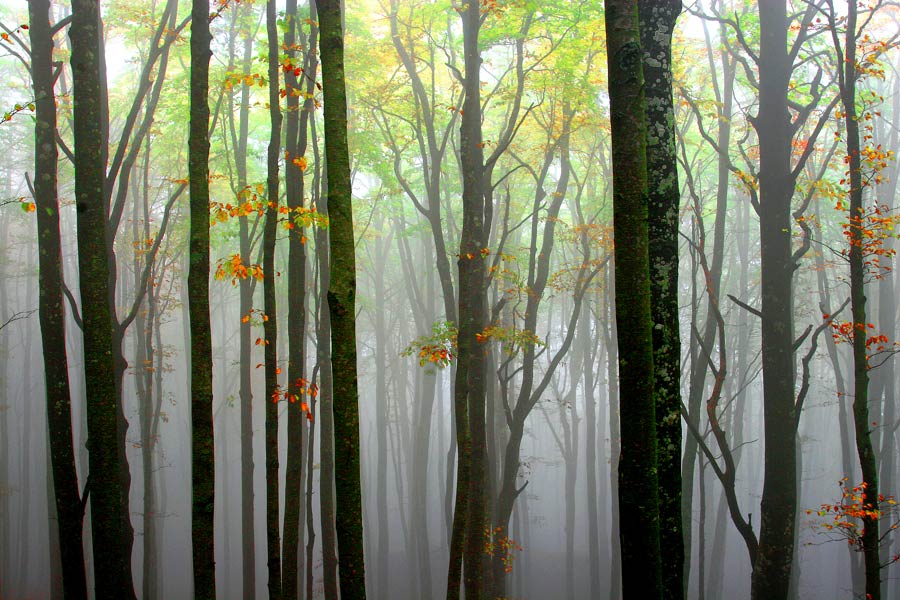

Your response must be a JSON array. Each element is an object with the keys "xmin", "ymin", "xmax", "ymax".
[
  {"xmin": 30, "ymin": 1, "xmax": 88, "ymax": 596},
  {"xmin": 638, "ymin": 2, "xmax": 683, "ymax": 598},
  {"xmin": 604, "ymin": 0, "xmax": 662, "ymax": 597},
  {"xmin": 188, "ymin": 0, "xmax": 215, "ymax": 595},
  {"xmin": 319, "ymin": 1, "xmax": 368, "ymax": 597},
  {"xmin": 70, "ymin": 1, "xmax": 136, "ymax": 596}
]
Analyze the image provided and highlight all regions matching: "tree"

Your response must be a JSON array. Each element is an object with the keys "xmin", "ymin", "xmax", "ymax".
[
  {"xmin": 752, "ymin": 3, "xmax": 825, "ymax": 596},
  {"xmin": 29, "ymin": 1, "xmax": 88, "ymax": 596},
  {"xmin": 319, "ymin": 1, "xmax": 367, "ymax": 597},
  {"xmin": 604, "ymin": 0, "xmax": 662, "ymax": 597},
  {"xmin": 282, "ymin": 1, "xmax": 318, "ymax": 597},
  {"xmin": 188, "ymin": 0, "xmax": 216, "ymax": 595},
  {"xmin": 638, "ymin": 2, "xmax": 683, "ymax": 597},
  {"xmin": 823, "ymin": 0, "xmax": 891, "ymax": 595},
  {"xmin": 263, "ymin": 0, "xmax": 283, "ymax": 597},
  {"xmin": 446, "ymin": 1, "xmax": 489, "ymax": 598},
  {"xmin": 69, "ymin": 0, "xmax": 137, "ymax": 595}
]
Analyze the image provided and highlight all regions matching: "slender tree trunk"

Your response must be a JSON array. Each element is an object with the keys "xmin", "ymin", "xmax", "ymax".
[
  {"xmin": 605, "ymin": 0, "xmax": 662, "ymax": 596},
  {"xmin": 225, "ymin": 7, "xmax": 257, "ymax": 594},
  {"xmin": 314, "ymin": 122, "xmax": 340, "ymax": 600},
  {"xmin": 681, "ymin": 17, "xmax": 735, "ymax": 593},
  {"xmin": 581, "ymin": 304, "xmax": 601, "ymax": 600},
  {"xmin": 605, "ymin": 278, "xmax": 622, "ymax": 600},
  {"xmin": 282, "ymin": 2, "xmax": 317, "ymax": 597},
  {"xmin": 319, "ymin": 2, "xmax": 367, "ymax": 597},
  {"xmin": 373, "ymin": 240, "xmax": 391, "ymax": 600},
  {"xmin": 834, "ymin": 4, "xmax": 881, "ymax": 596},
  {"xmin": 188, "ymin": 0, "xmax": 215, "ymax": 593},
  {"xmin": 30, "ymin": 1, "xmax": 88, "ymax": 596},
  {"xmin": 264, "ymin": 0, "xmax": 284, "ymax": 596}
]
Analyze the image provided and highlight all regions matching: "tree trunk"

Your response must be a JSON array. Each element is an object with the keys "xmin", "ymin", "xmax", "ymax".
[
  {"xmin": 282, "ymin": 2, "xmax": 318, "ymax": 597},
  {"xmin": 29, "ymin": 0, "xmax": 88, "ymax": 596},
  {"xmin": 264, "ymin": 0, "xmax": 284, "ymax": 596},
  {"xmin": 834, "ymin": 3, "xmax": 881, "ymax": 596},
  {"xmin": 70, "ymin": 0, "xmax": 136, "ymax": 595},
  {"xmin": 188, "ymin": 0, "xmax": 215, "ymax": 593},
  {"xmin": 451, "ymin": 4, "xmax": 489, "ymax": 599},
  {"xmin": 319, "ymin": 2, "xmax": 368, "ymax": 597},
  {"xmin": 638, "ymin": 3, "xmax": 683, "ymax": 597},
  {"xmin": 752, "ymin": 3, "xmax": 798, "ymax": 597},
  {"xmin": 605, "ymin": 0, "xmax": 662, "ymax": 597}
]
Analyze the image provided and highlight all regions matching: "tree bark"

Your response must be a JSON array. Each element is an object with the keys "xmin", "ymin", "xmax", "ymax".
[
  {"xmin": 638, "ymin": 3, "xmax": 683, "ymax": 597},
  {"xmin": 319, "ymin": 1, "xmax": 368, "ymax": 597},
  {"xmin": 831, "ymin": 2, "xmax": 881, "ymax": 596},
  {"xmin": 30, "ymin": 0, "xmax": 88, "ymax": 596},
  {"xmin": 752, "ymin": 3, "xmax": 798, "ymax": 597},
  {"xmin": 264, "ymin": 0, "xmax": 284, "ymax": 596},
  {"xmin": 70, "ymin": 0, "xmax": 136, "ymax": 595},
  {"xmin": 282, "ymin": 2, "xmax": 317, "ymax": 598},
  {"xmin": 188, "ymin": 0, "xmax": 216, "ymax": 594},
  {"xmin": 605, "ymin": 0, "xmax": 662, "ymax": 597}
]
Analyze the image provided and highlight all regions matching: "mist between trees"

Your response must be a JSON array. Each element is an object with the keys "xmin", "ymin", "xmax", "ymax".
[{"xmin": 1, "ymin": 0, "xmax": 899, "ymax": 599}]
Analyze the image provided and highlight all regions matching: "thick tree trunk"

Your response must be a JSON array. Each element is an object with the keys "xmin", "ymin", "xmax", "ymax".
[
  {"xmin": 451, "ymin": 4, "xmax": 490, "ymax": 599},
  {"xmin": 638, "ymin": 3, "xmax": 683, "ymax": 598},
  {"xmin": 70, "ymin": 1, "xmax": 136, "ymax": 596},
  {"xmin": 752, "ymin": 3, "xmax": 798, "ymax": 598},
  {"xmin": 605, "ymin": 0, "xmax": 662, "ymax": 597}
]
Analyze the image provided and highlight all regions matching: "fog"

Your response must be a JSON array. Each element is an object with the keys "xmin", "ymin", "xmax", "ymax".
[{"xmin": 1, "ymin": 0, "xmax": 899, "ymax": 599}]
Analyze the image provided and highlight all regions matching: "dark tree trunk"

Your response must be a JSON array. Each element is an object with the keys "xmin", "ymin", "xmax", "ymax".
[
  {"xmin": 313, "ymin": 112, "xmax": 340, "ymax": 600},
  {"xmin": 70, "ymin": 1, "xmax": 136, "ymax": 596},
  {"xmin": 449, "ymin": 4, "xmax": 489, "ymax": 599},
  {"xmin": 319, "ymin": 1, "xmax": 368, "ymax": 597},
  {"xmin": 29, "ymin": 0, "xmax": 88, "ymax": 596},
  {"xmin": 604, "ymin": 0, "xmax": 662, "ymax": 597},
  {"xmin": 188, "ymin": 0, "xmax": 215, "ymax": 594},
  {"xmin": 264, "ymin": 0, "xmax": 284, "ymax": 596},
  {"xmin": 752, "ymin": 2, "xmax": 798, "ymax": 597},
  {"xmin": 638, "ymin": 3, "xmax": 683, "ymax": 598},
  {"xmin": 605, "ymin": 278, "xmax": 623, "ymax": 600},
  {"xmin": 282, "ymin": 2, "xmax": 317, "ymax": 598},
  {"xmin": 832, "ymin": 3, "xmax": 881, "ymax": 596}
]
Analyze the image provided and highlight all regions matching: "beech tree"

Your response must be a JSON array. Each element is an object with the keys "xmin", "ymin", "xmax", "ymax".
[
  {"xmin": 638, "ymin": 2, "xmax": 683, "ymax": 597},
  {"xmin": 70, "ymin": 0, "xmax": 136, "ymax": 595},
  {"xmin": 188, "ymin": 0, "xmax": 216, "ymax": 595},
  {"xmin": 319, "ymin": 1, "xmax": 367, "ymax": 597},
  {"xmin": 29, "ymin": 0, "xmax": 87, "ymax": 596},
  {"xmin": 604, "ymin": 0, "xmax": 662, "ymax": 597}
]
